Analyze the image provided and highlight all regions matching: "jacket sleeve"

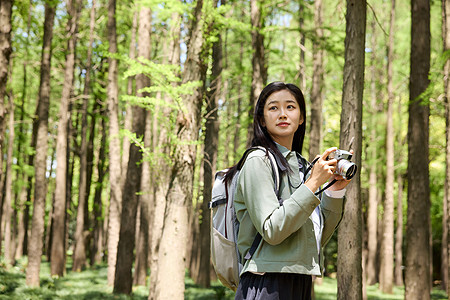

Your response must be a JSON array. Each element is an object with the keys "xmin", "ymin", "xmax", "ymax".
[
  {"xmin": 236, "ymin": 155, "xmax": 321, "ymax": 245},
  {"xmin": 320, "ymin": 193, "xmax": 346, "ymax": 247}
]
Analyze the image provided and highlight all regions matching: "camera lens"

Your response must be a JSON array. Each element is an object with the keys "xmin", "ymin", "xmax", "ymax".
[{"xmin": 336, "ymin": 160, "xmax": 357, "ymax": 180}]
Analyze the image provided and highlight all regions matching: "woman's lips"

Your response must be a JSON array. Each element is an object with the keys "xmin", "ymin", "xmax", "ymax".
[{"xmin": 277, "ymin": 122, "xmax": 289, "ymax": 127}]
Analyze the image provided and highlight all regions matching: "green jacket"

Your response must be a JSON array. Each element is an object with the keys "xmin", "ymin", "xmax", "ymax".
[{"xmin": 234, "ymin": 145, "xmax": 345, "ymax": 276}]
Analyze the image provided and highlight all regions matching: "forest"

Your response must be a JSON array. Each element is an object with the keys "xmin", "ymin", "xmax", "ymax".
[{"xmin": 0, "ymin": 0, "xmax": 449, "ymax": 299}]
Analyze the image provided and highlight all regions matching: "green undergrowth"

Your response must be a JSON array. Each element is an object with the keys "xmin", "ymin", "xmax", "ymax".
[{"xmin": 0, "ymin": 258, "xmax": 448, "ymax": 299}]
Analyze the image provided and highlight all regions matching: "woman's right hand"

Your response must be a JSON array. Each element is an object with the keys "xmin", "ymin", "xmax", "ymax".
[{"xmin": 304, "ymin": 147, "xmax": 338, "ymax": 193}]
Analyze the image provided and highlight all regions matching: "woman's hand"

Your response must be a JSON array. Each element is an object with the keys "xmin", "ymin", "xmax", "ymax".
[{"xmin": 304, "ymin": 147, "xmax": 338, "ymax": 193}]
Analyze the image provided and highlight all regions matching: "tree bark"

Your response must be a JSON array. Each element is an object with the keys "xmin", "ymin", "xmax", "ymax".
[
  {"xmin": 106, "ymin": 0, "xmax": 122, "ymax": 285},
  {"xmin": 91, "ymin": 102, "xmax": 107, "ymax": 265},
  {"xmin": 51, "ymin": 0, "xmax": 82, "ymax": 276},
  {"xmin": 442, "ymin": 0, "xmax": 450, "ymax": 293},
  {"xmin": 133, "ymin": 109, "xmax": 151, "ymax": 286},
  {"xmin": 365, "ymin": 18, "xmax": 379, "ymax": 287},
  {"xmin": 153, "ymin": 0, "xmax": 211, "ymax": 298},
  {"xmin": 25, "ymin": 1, "xmax": 56, "ymax": 287},
  {"xmin": 247, "ymin": 0, "xmax": 266, "ymax": 146},
  {"xmin": 0, "ymin": 0, "xmax": 12, "ymax": 192},
  {"xmin": 73, "ymin": 0, "xmax": 95, "ymax": 272},
  {"xmin": 308, "ymin": 0, "xmax": 324, "ymax": 162},
  {"xmin": 337, "ymin": 1, "xmax": 366, "ymax": 299},
  {"xmin": 148, "ymin": 10, "xmax": 181, "ymax": 300},
  {"xmin": 113, "ymin": 5, "xmax": 151, "ymax": 295},
  {"xmin": 3, "ymin": 92, "xmax": 15, "ymax": 265},
  {"xmin": 405, "ymin": 0, "xmax": 431, "ymax": 298},
  {"xmin": 298, "ymin": 0, "xmax": 306, "ymax": 91},
  {"xmin": 379, "ymin": 0, "xmax": 396, "ymax": 294},
  {"xmin": 196, "ymin": 13, "xmax": 222, "ymax": 287}
]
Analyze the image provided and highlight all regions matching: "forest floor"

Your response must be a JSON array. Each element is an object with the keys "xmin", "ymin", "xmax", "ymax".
[{"xmin": 0, "ymin": 258, "xmax": 448, "ymax": 300}]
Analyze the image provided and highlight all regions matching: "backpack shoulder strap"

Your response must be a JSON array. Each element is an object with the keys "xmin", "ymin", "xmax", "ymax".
[{"xmin": 242, "ymin": 146, "xmax": 282, "ymax": 261}]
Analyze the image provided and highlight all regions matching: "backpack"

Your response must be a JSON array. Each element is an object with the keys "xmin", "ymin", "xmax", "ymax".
[{"xmin": 209, "ymin": 147, "xmax": 281, "ymax": 291}]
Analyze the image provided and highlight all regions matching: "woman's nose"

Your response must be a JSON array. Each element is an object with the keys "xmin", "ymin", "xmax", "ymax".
[{"xmin": 279, "ymin": 109, "xmax": 287, "ymax": 119}]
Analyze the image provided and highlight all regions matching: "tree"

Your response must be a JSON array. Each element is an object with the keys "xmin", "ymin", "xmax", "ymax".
[
  {"xmin": 196, "ymin": 2, "xmax": 223, "ymax": 286},
  {"xmin": 379, "ymin": 0, "xmax": 396, "ymax": 293},
  {"xmin": 308, "ymin": 0, "xmax": 324, "ymax": 161},
  {"xmin": 247, "ymin": 0, "xmax": 266, "ymax": 145},
  {"xmin": 405, "ymin": 0, "xmax": 431, "ymax": 298},
  {"xmin": 51, "ymin": 0, "xmax": 82, "ymax": 276},
  {"xmin": 25, "ymin": 1, "xmax": 56, "ymax": 287},
  {"xmin": 337, "ymin": 0, "xmax": 366, "ymax": 299},
  {"xmin": 106, "ymin": 0, "xmax": 122, "ymax": 285},
  {"xmin": 0, "ymin": 0, "xmax": 13, "ymax": 233},
  {"xmin": 152, "ymin": 0, "xmax": 213, "ymax": 297},
  {"xmin": 113, "ymin": 4, "xmax": 151, "ymax": 294},
  {"xmin": 442, "ymin": 0, "xmax": 450, "ymax": 293}
]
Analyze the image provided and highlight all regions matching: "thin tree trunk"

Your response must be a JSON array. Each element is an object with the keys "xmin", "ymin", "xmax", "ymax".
[
  {"xmin": 15, "ymin": 0, "xmax": 33, "ymax": 260},
  {"xmin": 91, "ymin": 103, "xmax": 107, "ymax": 265},
  {"xmin": 308, "ymin": 0, "xmax": 324, "ymax": 162},
  {"xmin": 298, "ymin": 0, "xmax": 306, "ymax": 91},
  {"xmin": 121, "ymin": 10, "xmax": 137, "ymax": 191},
  {"xmin": 196, "ymin": 14, "xmax": 222, "ymax": 287},
  {"xmin": 51, "ymin": 0, "xmax": 82, "ymax": 276},
  {"xmin": 247, "ymin": 0, "xmax": 266, "ymax": 146},
  {"xmin": 365, "ymin": 17, "xmax": 379, "ymax": 287},
  {"xmin": 442, "ymin": 0, "xmax": 450, "ymax": 293},
  {"xmin": 0, "ymin": 0, "xmax": 12, "ymax": 194},
  {"xmin": 3, "ymin": 93, "xmax": 15, "ymax": 265},
  {"xmin": 380, "ymin": 0, "xmax": 396, "ymax": 294},
  {"xmin": 106, "ymin": 0, "xmax": 122, "ymax": 285},
  {"xmin": 395, "ymin": 168, "xmax": 404, "ymax": 286},
  {"xmin": 153, "ymin": 0, "xmax": 211, "ymax": 298},
  {"xmin": 25, "ymin": 1, "xmax": 56, "ymax": 287},
  {"xmin": 113, "ymin": 5, "xmax": 151, "ymax": 294},
  {"xmin": 337, "ymin": 1, "xmax": 366, "ymax": 299},
  {"xmin": 405, "ymin": 0, "xmax": 431, "ymax": 298},
  {"xmin": 72, "ymin": 0, "xmax": 95, "ymax": 272},
  {"xmin": 133, "ymin": 109, "xmax": 151, "ymax": 286}
]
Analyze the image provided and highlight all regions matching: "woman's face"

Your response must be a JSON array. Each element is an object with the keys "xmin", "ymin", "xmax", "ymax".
[{"xmin": 262, "ymin": 89, "xmax": 303, "ymax": 150}]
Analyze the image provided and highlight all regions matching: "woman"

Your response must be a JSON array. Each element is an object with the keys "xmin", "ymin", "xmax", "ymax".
[{"xmin": 229, "ymin": 82, "xmax": 352, "ymax": 299}]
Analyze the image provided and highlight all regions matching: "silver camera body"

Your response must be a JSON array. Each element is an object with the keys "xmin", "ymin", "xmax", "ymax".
[{"xmin": 328, "ymin": 149, "xmax": 357, "ymax": 180}]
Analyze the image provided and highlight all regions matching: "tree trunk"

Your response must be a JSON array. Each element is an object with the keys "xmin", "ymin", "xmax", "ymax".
[
  {"xmin": 365, "ymin": 18, "xmax": 379, "ymax": 287},
  {"xmin": 247, "ymin": 0, "xmax": 266, "ymax": 146},
  {"xmin": 405, "ymin": 0, "xmax": 431, "ymax": 299},
  {"xmin": 73, "ymin": 0, "xmax": 95, "ymax": 272},
  {"xmin": 133, "ymin": 109, "xmax": 151, "ymax": 286},
  {"xmin": 91, "ymin": 104, "xmax": 107, "ymax": 265},
  {"xmin": 113, "ymin": 5, "xmax": 151, "ymax": 294},
  {"xmin": 50, "ymin": 0, "xmax": 82, "ymax": 276},
  {"xmin": 15, "ymin": 0, "xmax": 33, "ymax": 260},
  {"xmin": 152, "ymin": 0, "xmax": 211, "ymax": 298},
  {"xmin": 395, "ymin": 170, "xmax": 404, "ymax": 286},
  {"xmin": 121, "ymin": 10, "xmax": 137, "ymax": 191},
  {"xmin": 379, "ymin": 0, "xmax": 396, "ymax": 294},
  {"xmin": 0, "ymin": 0, "xmax": 12, "ymax": 192},
  {"xmin": 298, "ymin": 0, "xmax": 306, "ymax": 91},
  {"xmin": 196, "ymin": 15, "xmax": 222, "ymax": 287},
  {"xmin": 3, "ymin": 94, "xmax": 15, "ymax": 265},
  {"xmin": 106, "ymin": 0, "xmax": 122, "ymax": 285},
  {"xmin": 148, "ymin": 10, "xmax": 181, "ymax": 300},
  {"xmin": 25, "ymin": 1, "xmax": 56, "ymax": 287},
  {"xmin": 308, "ymin": 0, "xmax": 324, "ymax": 162},
  {"xmin": 442, "ymin": 0, "xmax": 450, "ymax": 293},
  {"xmin": 337, "ymin": 1, "xmax": 366, "ymax": 299}
]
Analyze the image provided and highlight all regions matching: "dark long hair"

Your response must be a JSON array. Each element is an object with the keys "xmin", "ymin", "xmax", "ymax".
[{"xmin": 225, "ymin": 81, "xmax": 307, "ymax": 184}]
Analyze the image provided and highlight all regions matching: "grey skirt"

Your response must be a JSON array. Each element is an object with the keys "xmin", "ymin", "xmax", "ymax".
[{"xmin": 235, "ymin": 272, "xmax": 312, "ymax": 300}]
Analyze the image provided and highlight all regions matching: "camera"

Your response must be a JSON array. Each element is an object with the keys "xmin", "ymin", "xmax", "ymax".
[{"xmin": 328, "ymin": 149, "xmax": 357, "ymax": 180}]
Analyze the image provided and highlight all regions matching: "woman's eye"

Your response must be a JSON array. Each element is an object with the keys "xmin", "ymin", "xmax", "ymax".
[
  {"xmin": 287, "ymin": 105, "xmax": 296, "ymax": 109},
  {"xmin": 269, "ymin": 106, "xmax": 277, "ymax": 111}
]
